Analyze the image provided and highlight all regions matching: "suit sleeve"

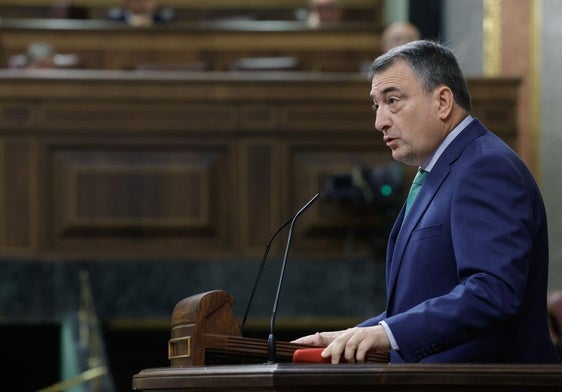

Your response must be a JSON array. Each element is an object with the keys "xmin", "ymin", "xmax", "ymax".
[{"xmin": 356, "ymin": 311, "xmax": 386, "ymax": 327}]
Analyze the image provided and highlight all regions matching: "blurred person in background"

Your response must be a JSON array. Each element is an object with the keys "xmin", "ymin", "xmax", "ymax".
[
  {"xmin": 22, "ymin": 42, "xmax": 57, "ymax": 69},
  {"xmin": 306, "ymin": 0, "xmax": 343, "ymax": 28},
  {"xmin": 381, "ymin": 21, "xmax": 421, "ymax": 52},
  {"xmin": 360, "ymin": 21, "xmax": 421, "ymax": 74},
  {"xmin": 107, "ymin": 0, "xmax": 174, "ymax": 27},
  {"xmin": 9, "ymin": 42, "xmax": 82, "ymax": 70}
]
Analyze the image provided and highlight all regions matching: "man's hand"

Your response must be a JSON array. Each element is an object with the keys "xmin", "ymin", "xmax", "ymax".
[{"xmin": 320, "ymin": 326, "xmax": 391, "ymax": 364}]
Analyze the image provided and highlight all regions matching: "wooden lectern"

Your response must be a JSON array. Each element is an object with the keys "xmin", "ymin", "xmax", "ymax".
[
  {"xmin": 166, "ymin": 289, "xmax": 387, "ymax": 366},
  {"xmin": 132, "ymin": 290, "xmax": 562, "ymax": 392}
]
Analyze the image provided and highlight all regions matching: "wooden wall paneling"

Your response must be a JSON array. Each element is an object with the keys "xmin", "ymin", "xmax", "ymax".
[
  {"xmin": 280, "ymin": 102, "xmax": 373, "ymax": 132},
  {"xmin": 467, "ymin": 78, "xmax": 520, "ymax": 149},
  {"xmin": 0, "ymin": 99, "xmax": 40, "ymax": 129},
  {"xmin": 0, "ymin": 71, "xmax": 519, "ymax": 261},
  {"xmin": 287, "ymin": 139, "xmax": 397, "ymax": 259},
  {"xmin": 237, "ymin": 103, "xmax": 282, "ymax": 256},
  {"xmin": 40, "ymin": 101, "xmax": 238, "ymax": 132},
  {"xmin": 0, "ymin": 137, "xmax": 35, "ymax": 255},
  {"xmin": 43, "ymin": 138, "xmax": 235, "ymax": 259},
  {"xmin": 238, "ymin": 139, "xmax": 281, "ymax": 257}
]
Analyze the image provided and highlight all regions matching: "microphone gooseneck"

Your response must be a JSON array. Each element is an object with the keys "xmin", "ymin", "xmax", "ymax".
[
  {"xmin": 241, "ymin": 193, "xmax": 320, "ymax": 337},
  {"xmin": 240, "ymin": 214, "xmax": 294, "ymax": 336},
  {"xmin": 267, "ymin": 193, "xmax": 319, "ymax": 363}
]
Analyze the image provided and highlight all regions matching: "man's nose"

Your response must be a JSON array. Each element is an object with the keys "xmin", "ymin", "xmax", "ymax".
[{"xmin": 374, "ymin": 106, "xmax": 391, "ymax": 132}]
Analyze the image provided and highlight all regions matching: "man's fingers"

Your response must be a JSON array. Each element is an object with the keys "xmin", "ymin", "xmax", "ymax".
[
  {"xmin": 319, "ymin": 327, "xmax": 386, "ymax": 364},
  {"xmin": 321, "ymin": 344, "xmax": 341, "ymax": 364},
  {"xmin": 291, "ymin": 335, "xmax": 313, "ymax": 345},
  {"xmin": 291, "ymin": 332, "xmax": 324, "ymax": 346},
  {"xmin": 322, "ymin": 329, "xmax": 354, "ymax": 364},
  {"xmin": 344, "ymin": 338, "xmax": 360, "ymax": 363},
  {"xmin": 323, "ymin": 338, "xmax": 348, "ymax": 364},
  {"xmin": 340, "ymin": 328, "xmax": 375, "ymax": 363},
  {"xmin": 355, "ymin": 338, "xmax": 373, "ymax": 363}
]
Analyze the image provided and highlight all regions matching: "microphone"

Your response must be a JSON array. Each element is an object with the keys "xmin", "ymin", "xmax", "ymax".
[
  {"xmin": 240, "ymin": 193, "xmax": 320, "ymax": 337},
  {"xmin": 267, "ymin": 193, "xmax": 319, "ymax": 363}
]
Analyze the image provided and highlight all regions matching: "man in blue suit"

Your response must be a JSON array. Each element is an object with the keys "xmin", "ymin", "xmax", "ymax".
[{"xmin": 293, "ymin": 40, "xmax": 560, "ymax": 364}]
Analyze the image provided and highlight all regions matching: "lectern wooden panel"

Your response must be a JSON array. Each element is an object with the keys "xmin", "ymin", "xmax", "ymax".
[{"xmin": 167, "ymin": 290, "xmax": 388, "ymax": 367}]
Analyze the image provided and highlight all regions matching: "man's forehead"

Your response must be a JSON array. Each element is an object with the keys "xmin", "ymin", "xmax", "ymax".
[
  {"xmin": 370, "ymin": 76, "xmax": 406, "ymax": 98},
  {"xmin": 370, "ymin": 61, "xmax": 416, "ymax": 96},
  {"xmin": 372, "ymin": 60, "xmax": 413, "ymax": 82}
]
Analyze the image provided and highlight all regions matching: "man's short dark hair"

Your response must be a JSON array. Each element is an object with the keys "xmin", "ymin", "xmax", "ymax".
[{"xmin": 369, "ymin": 40, "xmax": 472, "ymax": 112}]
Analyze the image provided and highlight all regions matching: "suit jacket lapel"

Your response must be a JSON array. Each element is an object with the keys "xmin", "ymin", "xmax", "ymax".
[{"xmin": 385, "ymin": 119, "xmax": 487, "ymax": 310}]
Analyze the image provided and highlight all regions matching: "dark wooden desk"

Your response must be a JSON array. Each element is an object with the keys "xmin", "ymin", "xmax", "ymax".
[
  {"xmin": 0, "ymin": 70, "xmax": 519, "ymax": 260},
  {"xmin": 132, "ymin": 363, "xmax": 562, "ymax": 391},
  {"xmin": 0, "ymin": 18, "xmax": 381, "ymax": 71}
]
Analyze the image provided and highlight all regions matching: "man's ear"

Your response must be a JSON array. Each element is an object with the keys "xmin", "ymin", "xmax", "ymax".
[{"xmin": 435, "ymin": 85, "xmax": 454, "ymax": 120}]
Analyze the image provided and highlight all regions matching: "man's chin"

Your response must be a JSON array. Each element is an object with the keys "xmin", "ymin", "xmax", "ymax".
[{"xmin": 390, "ymin": 150, "xmax": 404, "ymax": 163}]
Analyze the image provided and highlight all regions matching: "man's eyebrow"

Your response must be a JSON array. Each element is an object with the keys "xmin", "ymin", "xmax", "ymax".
[{"xmin": 370, "ymin": 86, "xmax": 401, "ymax": 99}]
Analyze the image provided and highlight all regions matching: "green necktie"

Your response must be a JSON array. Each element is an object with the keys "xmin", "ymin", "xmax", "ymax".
[{"xmin": 405, "ymin": 168, "xmax": 428, "ymax": 216}]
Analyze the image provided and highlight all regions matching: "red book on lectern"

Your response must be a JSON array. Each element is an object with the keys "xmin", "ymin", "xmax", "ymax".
[
  {"xmin": 293, "ymin": 347, "xmax": 389, "ymax": 364},
  {"xmin": 292, "ymin": 348, "xmax": 332, "ymax": 363}
]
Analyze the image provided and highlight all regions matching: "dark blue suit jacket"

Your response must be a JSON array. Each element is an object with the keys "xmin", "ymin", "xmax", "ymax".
[{"xmin": 358, "ymin": 118, "xmax": 560, "ymax": 363}]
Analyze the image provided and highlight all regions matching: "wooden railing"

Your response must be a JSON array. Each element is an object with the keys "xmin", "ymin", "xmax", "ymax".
[{"xmin": 0, "ymin": 18, "xmax": 382, "ymax": 72}]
